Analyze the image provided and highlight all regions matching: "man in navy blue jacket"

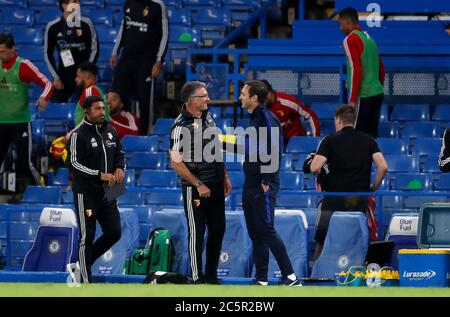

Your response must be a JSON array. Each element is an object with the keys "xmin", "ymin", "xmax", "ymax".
[{"xmin": 238, "ymin": 80, "xmax": 301, "ymax": 286}]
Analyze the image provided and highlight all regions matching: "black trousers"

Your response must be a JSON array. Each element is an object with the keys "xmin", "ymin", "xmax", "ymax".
[
  {"xmin": 182, "ymin": 182, "xmax": 225, "ymax": 282},
  {"xmin": 73, "ymin": 188, "xmax": 121, "ymax": 283},
  {"xmin": 50, "ymin": 66, "xmax": 78, "ymax": 103},
  {"xmin": 242, "ymin": 186, "xmax": 294, "ymax": 281},
  {"xmin": 112, "ymin": 58, "xmax": 155, "ymax": 135},
  {"xmin": 354, "ymin": 93, "xmax": 384, "ymax": 138},
  {"xmin": 314, "ymin": 196, "xmax": 368, "ymax": 245},
  {"xmin": 0, "ymin": 122, "xmax": 40, "ymax": 185}
]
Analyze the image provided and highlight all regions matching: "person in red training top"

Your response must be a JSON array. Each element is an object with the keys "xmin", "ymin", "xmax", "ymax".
[
  {"xmin": 261, "ymin": 79, "xmax": 320, "ymax": 144},
  {"xmin": 338, "ymin": 7, "xmax": 385, "ymax": 138},
  {"xmin": 0, "ymin": 32, "xmax": 53, "ymax": 188},
  {"xmin": 107, "ymin": 91, "xmax": 140, "ymax": 139}
]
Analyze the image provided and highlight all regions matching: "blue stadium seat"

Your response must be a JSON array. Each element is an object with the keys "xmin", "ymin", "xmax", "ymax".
[
  {"xmin": 267, "ymin": 210, "xmax": 309, "ymax": 278},
  {"xmin": 303, "ymin": 176, "xmax": 316, "ymax": 190},
  {"xmin": 22, "ymin": 186, "xmax": 62, "ymax": 205},
  {"xmin": 309, "ymin": 103, "xmax": 340, "ymax": 120},
  {"xmin": 279, "ymin": 172, "xmax": 303, "ymax": 190},
  {"xmin": 92, "ymin": 208, "xmax": 140, "ymax": 275},
  {"xmin": 128, "ymin": 205, "xmax": 154, "ymax": 224},
  {"xmin": 23, "ymin": 207, "xmax": 78, "ymax": 272},
  {"xmin": 98, "ymin": 44, "xmax": 114, "ymax": 63},
  {"xmin": 165, "ymin": 0, "xmax": 182, "ymax": 7},
  {"xmin": 34, "ymin": 7, "xmax": 60, "ymax": 25},
  {"xmin": 10, "ymin": 221, "xmax": 39, "ymax": 240},
  {"xmin": 390, "ymin": 104, "xmax": 430, "ymax": 121},
  {"xmin": 150, "ymin": 209, "xmax": 190, "ymax": 274},
  {"xmin": 0, "ymin": 0, "xmax": 28, "ymax": 8},
  {"xmin": 379, "ymin": 104, "xmax": 389, "ymax": 122},
  {"xmin": 436, "ymin": 174, "xmax": 450, "ymax": 190},
  {"xmin": 153, "ymin": 118, "xmax": 174, "ymax": 135},
  {"xmin": 432, "ymin": 104, "xmax": 450, "ymax": 121},
  {"xmin": 277, "ymin": 191, "xmax": 316, "ymax": 208},
  {"xmin": 224, "ymin": 154, "xmax": 243, "ymax": 171},
  {"xmin": 17, "ymin": 44, "xmax": 44, "ymax": 62},
  {"xmin": 137, "ymin": 170, "xmax": 177, "ymax": 188},
  {"xmin": 5, "ymin": 27, "xmax": 43, "ymax": 45},
  {"xmin": 423, "ymin": 156, "xmax": 440, "ymax": 173},
  {"xmin": 0, "ymin": 8, "xmax": 35, "ymax": 27},
  {"xmin": 212, "ymin": 211, "xmax": 252, "ymax": 278},
  {"xmin": 97, "ymin": 64, "xmax": 113, "ymax": 82},
  {"xmin": 411, "ymin": 138, "xmax": 442, "ymax": 157},
  {"xmin": 121, "ymin": 135, "xmax": 159, "ymax": 153},
  {"xmin": 97, "ymin": 25, "xmax": 119, "ymax": 44},
  {"xmin": 31, "ymin": 118, "xmax": 46, "ymax": 153},
  {"xmin": 127, "ymin": 152, "xmax": 167, "ymax": 169},
  {"xmin": 52, "ymin": 168, "xmax": 69, "ymax": 187},
  {"xmin": 385, "ymin": 213, "xmax": 419, "ymax": 270},
  {"xmin": 84, "ymin": 8, "xmax": 114, "ymax": 27},
  {"xmin": 223, "ymin": 0, "xmax": 260, "ymax": 10},
  {"xmin": 227, "ymin": 171, "xmax": 244, "ymax": 189},
  {"xmin": 125, "ymin": 169, "xmax": 136, "ymax": 187},
  {"xmin": 169, "ymin": 26, "xmax": 201, "ymax": 45},
  {"xmin": 391, "ymin": 173, "xmax": 432, "ymax": 191},
  {"xmin": 36, "ymin": 103, "xmax": 75, "ymax": 134},
  {"xmin": 384, "ymin": 154, "xmax": 420, "ymax": 173},
  {"xmin": 401, "ymin": 122, "xmax": 440, "ymax": 138},
  {"xmin": 319, "ymin": 120, "xmax": 335, "ymax": 136},
  {"xmin": 62, "ymin": 190, "xmax": 74, "ymax": 205},
  {"xmin": 117, "ymin": 191, "xmax": 146, "ymax": 205},
  {"xmin": 28, "ymin": 0, "xmax": 60, "ymax": 7},
  {"xmin": 146, "ymin": 189, "xmax": 184, "ymax": 206},
  {"xmin": 183, "ymin": 0, "xmax": 221, "ymax": 7},
  {"xmin": 286, "ymin": 137, "xmax": 321, "ymax": 154},
  {"xmin": 158, "ymin": 136, "xmax": 170, "ymax": 152},
  {"xmin": 377, "ymin": 138, "xmax": 408, "ymax": 155},
  {"xmin": 80, "ymin": 0, "xmax": 105, "ymax": 8},
  {"xmin": 280, "ymin": 154, "xmax": 293, "ymax": 171},
  {"xmin": 378, "ymin": 121, "xmax": 400, "ymax": 138},
  {"xmin": 371, "ymin": 172, "xmax": 389, "ymax": 190},
  {"xmin": 311, "ymin": 212, "xmax": 369, "ymax": 279},
  {"xmin": 167, "ymin": 8, "xmax": 191, "ymax": 26}
]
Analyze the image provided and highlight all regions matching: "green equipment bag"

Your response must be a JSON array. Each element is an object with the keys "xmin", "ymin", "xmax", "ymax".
[
  {"xmin": 123, "ymin": 227, "xmax": 174, "ymax": 275},
  {"xmin": 147, "ymin": 227, "xmax": 175, "ymax": 272}
]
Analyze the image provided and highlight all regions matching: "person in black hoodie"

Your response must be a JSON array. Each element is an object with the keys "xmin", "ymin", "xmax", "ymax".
[{"xmin": 68, "ymin": 95, "xmax": 125, "ymax": 283}]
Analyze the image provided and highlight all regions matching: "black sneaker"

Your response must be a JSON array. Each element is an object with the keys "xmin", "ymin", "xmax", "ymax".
[
  {"xmin": 251, "ymin": 279, "xmax": 269, "ymax": 286},
  {"xmin": 280, "ymin": 278, "xmax": 302, "ymax": 286}
]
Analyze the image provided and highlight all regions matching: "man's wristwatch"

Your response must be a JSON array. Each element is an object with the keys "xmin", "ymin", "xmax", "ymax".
[{"xmin": 194, "ymin": 180, "xmax": 203, "ymax": 188}]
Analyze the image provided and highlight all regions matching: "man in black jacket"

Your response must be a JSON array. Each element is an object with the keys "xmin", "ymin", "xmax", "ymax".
[
  {"xmin": 68, "ymin": 95, "xmax": 125, "ymax": 283},
  {"xmin": 170, "ymin": 81, "xmax": 232, "ymax": 284},
  {"xmin": 44, "ymin": 0, "xmax": 98, "ymax": 102},
  {"xmin": 110, "ymin": 0, "xmax": 169, "ymax": 134},
  {"xmin": 439, "ymin": 128, "xmax": 450, "ymax": 172},
  {"xmin": 239, "ymin": 80, "xmax": 301, "ymax": 286}
]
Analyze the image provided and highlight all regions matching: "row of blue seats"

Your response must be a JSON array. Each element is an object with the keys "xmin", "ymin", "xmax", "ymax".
[{"xmin": 0, "ymin": 0, "xmax": 261, "ymax": 10}]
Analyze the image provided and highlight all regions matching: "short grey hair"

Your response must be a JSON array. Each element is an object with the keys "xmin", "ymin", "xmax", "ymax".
[{"xmin": 180, "ymin": 81, "xmax": 206, "ymax": 103}]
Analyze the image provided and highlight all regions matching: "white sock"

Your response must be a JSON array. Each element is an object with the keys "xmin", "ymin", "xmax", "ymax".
[{"xmin": 287, "ymin": 274, "xmax": 297, "ymax": 281}]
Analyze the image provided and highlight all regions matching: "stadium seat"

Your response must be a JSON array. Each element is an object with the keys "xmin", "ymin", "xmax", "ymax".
[
  {"xmin": 29, "ymin": 0, "xmax": 61, "ymax": 7},
  {"xmin": 277, "ymin": 191, "xmax": 316, "ymax": 208},
  {"xmin": 311, "ymin": 212, "xmax": 369, "ymax": 279},
  {"xmin": 127, "ymin": 152, "xmax": 167, "ymax": 170},
  {"xmin": 371, "ymin": 172, "xmax": 389, "ymax": 190},
  {"xmin": 401, "ymin": 122, "xmax": 440, "ymax": 138},
  {"xmin": 0, "ymin": 8, "xmax": 35, "ymax": 27},
  {"xmin": 410, "ymin": 138, "xmax": 442, "ymax": 157},
  {"xmin": 379, "ymin": 104, "xmax": 389, "ymax": 122},
  {"xmin": 158, "ymin": 136, "xmax": 170, "ymax": 152},
  {"xmin": 377, "ymin": 138, "xmax": 408, "ymax": 155},
  {"xmin": 136, "ymin": 170, "xmax": 177, "ymax": 188},
  {"xmin": 17, "ymin": 44, "xmax": 44, "ymax": 62},
  {"xmin": 153, "ymin": 118, "xmax": 175, "ymax": 135},
  {"xmin": 303, "ymin": 176, "xmax": 316, "ymax": 190},
  {"xmin": 385, "ymin": 213, "xmax": 419, "ymax": 269},
  {"xmin": 97, "ymin": 25, "xmax": 119, "ymax": 44},
  {"xmin": 165, "ymin": 0, "xmax": 183, "ymax": 7},
  {"xmin": 34, "ymin": 7, "xmax": 60, "ymax": 25},
  {"xmin": 150, "ymin": 209, "xmax": 190, "ymax": 275},
  {"xmin": 62, "ymin": 190, "xmax": 74, "ymax": 205},
  {"xmin": 121, "ymin": 135, "xmax": 159, "ymax": 153},
  {"xmin": 319, "ymin": 120, "xmax": 335, "ymax": 136},
  {"xmin": 167, "ymin": 8, "xmax": 191, "ymax": 26},
  {"xmin": 22, "ymin": 186, "xmax": 62, "ymax": 205},
  {"xmin": 432, "ymin": 104, "xmax": 450, "ymax": 121},
  {"xmin": 286, "ymin": 137, "xmax": 321, "ymax": 154},
  {"xmin": 422, "ymin": 156, "xmax": 441, "ymax": 173},
  {"xmin": 36, "ymin": 103, "xmax": 75, "ymax": 134},
  {"xmin": 267, "ymin": 210, "xmax": 309, "ymax": 278},
  {"xmin": 183, "ymin": 0, "xmax": 221, "ymax": 7},
  {"xmin": 31, "ymin": 118, "xmax": 46, "ymax": 153},
  {"xmin": 23, "ymin": 207, "xmax": 78, "ymax": 272},
  {"xmin": 169, "ymin": 25, "xmax": 201, "ymax": 45},
  {"xmin": 129, "ymin": 205, "xmax": 155, "ymax": 224},
  {"xmin": 384, "ymin": 154, "xmax": 419, "ymax": 173},
  {"xmin": 227, "ymin": 171, "xmax": 244, "ymax": 189},
  {"xmin": 92, "ymin": 208, "xmax": 140, "ymax": 275},
  {"xmin": 211, "ymin": 211, "xmax": 252, "ymax": 278},
  {"xmin": 378, "ymin": 121, "xmax": 400, "ymax": 138},
  {"xmin": 0, "ymin": 0, "xmax": 27, "ymax": 8},
  {"xmin": 84, "ymin": 8, "xmax": 114, "ymax": 27},
  {"xmin": 125, "ymin": 169, "xmax": 136, "ymax": 187},
  {"xmin": 280, "ymin": 154, "xmax": 293, "ymax": 171},
  {"xmin": 391, "ymin": 173, "xmax": 432, "ymax": 191},
  {"xmin": 146, "ymin": 189, "xmax": 184, "ymax": 206},
  {"xmin": 10, "ymin": 221, "xmax": 39, "ymax": 240},
  {"xmin": 5, "ymin": 27, "xmax": 43, "ymax": 45},
  {"xmin": 279, "ymin": 172, "xmax": 304, "ymax": 190},
  {"xmin": 116, "ymin": 191, "xmax": 146, "ymax": 206},
  {"xmin": 436, "ymin": 174, "xmax": 450, "ymax": 190},
  {"xmin": 309, "ymin": 103, "xmax": 340, "ymax": 120},
  {"xmin": 224, "ymin": 154, "xmax": 244, "ymax": 171},
  {"xmin": 80, "ymin": 0, "xmax": 105, "ymax": 8},
  {"xmin": 390, "ymin": 104, "xmax": 430, "ymax": 121},
  {"xmin": 52, "ymin": 168, "xmax": 69, "ymax": 187}
]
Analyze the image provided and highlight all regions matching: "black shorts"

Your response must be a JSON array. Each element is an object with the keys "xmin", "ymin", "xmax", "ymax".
[{"xmin": 314, "ymin": 195, "xmax": 368, "ymax": 244}]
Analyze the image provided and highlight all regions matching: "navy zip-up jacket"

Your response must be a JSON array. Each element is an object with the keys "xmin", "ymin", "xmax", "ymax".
[{"xmin": 243, "ymin": 105, "xmax": 283, "ymax": 189}]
